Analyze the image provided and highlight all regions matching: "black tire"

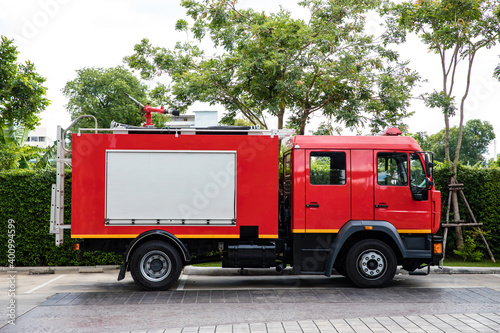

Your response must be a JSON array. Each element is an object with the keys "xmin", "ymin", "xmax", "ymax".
[
  {"xmin": 130, "ymin": 240, "xmax": 183, "ymax": 291},
  {"xmin": 345, "ymin": 239, "xmax": 397, "ymax": 288}
]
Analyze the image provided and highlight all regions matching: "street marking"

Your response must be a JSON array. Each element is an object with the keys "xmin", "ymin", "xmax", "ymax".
[
  {"xmin": 177, "ymin": 274, "xmax": 188, "ymax": 291},
  {"xmin": 493, "ymin": 274, "xmax": 500, "ymax": 278},
  {"xmin": 25, "ymin": 275, "xmax": 66, "ymax": 294}
]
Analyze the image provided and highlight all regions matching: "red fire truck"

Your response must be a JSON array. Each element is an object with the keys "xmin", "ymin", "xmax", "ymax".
[{"xmin": 50, "ymin": 115, "xmax": 443, "ymax": 290}]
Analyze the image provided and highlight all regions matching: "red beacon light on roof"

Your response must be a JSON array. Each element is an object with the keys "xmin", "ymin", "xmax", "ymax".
[{"xmin": 384, "ymin": 128, "xmax": 402, "ymax": 136}]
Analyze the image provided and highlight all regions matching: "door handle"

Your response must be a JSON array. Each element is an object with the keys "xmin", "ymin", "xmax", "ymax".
[
  {"xmin": 375, "ymin": 204, "xmax": 388, "ymax": 208},
  {"xmin": 306, "ymin": 203, "xmax": 320, "ymax": 208}
]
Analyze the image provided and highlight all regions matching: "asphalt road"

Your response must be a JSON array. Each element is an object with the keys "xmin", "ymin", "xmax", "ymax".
[{"xmin": 1, "ymin": 267, "xmax": 500, "ymax": 332}]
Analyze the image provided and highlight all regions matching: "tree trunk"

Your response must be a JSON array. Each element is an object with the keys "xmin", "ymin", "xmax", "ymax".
[
  {"xmin": 451, "ymin": 50, "xmax": 476, "ymax": 250},
  {"xmin": 443, "ymin": 103, "xmax": 463, "ymax": 248},
  {"xmin": 450, "ymin": 176, "xmax": 464, "ymax": 249},
  {"xmin": 444, "ymin": 113, "xmax": 451, "ymax": 164},
  {"xmin": 277, "ymin": 106, "xmax": 285, "ymax": 147},
  {"xmin": 298, "ymin": 107, "xmax": 310, "ymax": 135},
  {"xmin": 277, "ymin": 106, "xmax": 284, "ymax": 130}
]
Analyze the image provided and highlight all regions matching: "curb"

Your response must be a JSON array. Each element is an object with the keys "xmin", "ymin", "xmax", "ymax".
[
  {"xmin": 0, "ymin": 265, "xmax": 120, "ymax": 273},
  {"xmin": 430, "ymin": 266, "xmax": 500, "ymax": 274}
]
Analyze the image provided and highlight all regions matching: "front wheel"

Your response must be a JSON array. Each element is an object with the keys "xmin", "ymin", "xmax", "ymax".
[
  {"xmin": 130, "ymin": 240, "xmax": 183, "ymax": 291},
  {"xmin": 345, "ymin": 239, "xmax": 397, "ymax": 288}
]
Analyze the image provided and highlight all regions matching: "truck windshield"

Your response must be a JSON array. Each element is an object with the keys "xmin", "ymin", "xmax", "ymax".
[{"xmin": 410, "ymin": 153, "xmax": 426, "ymax": 188}]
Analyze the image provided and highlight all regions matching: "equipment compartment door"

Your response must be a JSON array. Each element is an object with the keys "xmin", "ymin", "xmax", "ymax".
[
  {"xmin": 105, "ymin": 150, "xmax": 236, "ymax": 225},
  {"xmin": 374, "ymin": 151, "xmax": 431, "ymax": 232},
  {"xmin": 305, "ymin": 150, "xmax": 351, "ymax": 232}
]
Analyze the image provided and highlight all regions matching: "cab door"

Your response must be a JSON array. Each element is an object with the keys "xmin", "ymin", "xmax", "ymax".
[
  {"xmin": 374, "ymin": 151, "xmax": 431, "ymax": 232},
  {"xmin": 305, "ymin": 150, "xmax": 351, "ymax": 232}
]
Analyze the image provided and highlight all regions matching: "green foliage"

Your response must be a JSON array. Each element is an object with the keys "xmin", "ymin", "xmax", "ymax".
[
  {"xmin": 434, "ymin": 164, "xmax": 500, "ymax": 259},
  {"xmin": 126, "ymin": 0, "xmax": 419, "ymax": 134},
  {"xmin": 0, "ymin": 123, "xmax": 42, "ymax": 170},
  {"xmin": 62, "ymin": 66, "xmax": 148, "ymax": 129},
  {"xmin": 383, "ymin": 0, "xmax": 500, "ymax": 167},
  {"xmin": 424, "ymin": 91, "xmax": 456, "ymax": 117},
  {"xmin": 0, "ymin": 143, "xmax": 43, "ymax": 171},
  {"xmin": 453, "ymin": 232, "xmax": 484, "ymax": 261},
  {"xmin": 34, "ymin": 143, "xmax": 56, "ymax": 170},
  {"xmin": 310, "ymin": 156, "xmax": 332, "ymax": 184},
  {"xmin": 0, "ymin": 169, "xmax": 121, "ymax": 266},
  {"xmin": 0, "ymin": 36, "xmax": 50, "ymax": 130},
  {"xmin": 0, "ymin": 37, "xmax": 50, "ymax": 171},
  {"xmin": 414, "ymin": 119, "xmax": 495, "ymax": 165},
  {"xmin": 494, "ymin": 60, "xmax": 500, "ymax": 80},
  {"xmin": 487, "ymin": 154, "xmax": 500, "ymax": 168}
]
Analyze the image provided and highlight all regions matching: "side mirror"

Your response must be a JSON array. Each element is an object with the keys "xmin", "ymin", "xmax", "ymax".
[
  {"xmin": 425, "ymin": 177, "xmax": 434, "ymax": 190},
  {"xmin": 424, "ymin": 153, "xmax": 434, "ymax": 177}
]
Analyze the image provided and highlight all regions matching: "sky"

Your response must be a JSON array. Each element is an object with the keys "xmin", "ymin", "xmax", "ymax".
[{"xmin": 1, "ymin": 0, "xmax": 500, "ymax": 157}]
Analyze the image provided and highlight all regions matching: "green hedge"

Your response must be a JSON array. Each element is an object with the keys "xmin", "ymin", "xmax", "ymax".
[
  {"xmin": 434, "ymin": 164, "xmax": 500, "ymax": 259},
  {"xmin": 1, "ymin": 164, "xmax": 498, "ymax": 266},
  {"xmin": 0, "ymin": 169, "xmax": 121, "ymax": 267}
]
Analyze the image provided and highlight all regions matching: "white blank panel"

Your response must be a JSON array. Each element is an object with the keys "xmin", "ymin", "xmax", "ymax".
[{"xmin": 105, "ymin": 150, "xmax": 236, "ymax": 223}]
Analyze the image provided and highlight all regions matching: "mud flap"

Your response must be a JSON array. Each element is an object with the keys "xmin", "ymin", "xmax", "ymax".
[{"xmin": 117, "ymin": 261, "xmax": 127, "ymax": 281}]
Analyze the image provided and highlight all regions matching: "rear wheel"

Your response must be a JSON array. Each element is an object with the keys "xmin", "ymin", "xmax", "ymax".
[
  {"xmin": 345, "ymin": 239, "xmax": 396, "ymax": 288},
  {"xmin": 130, "ymin": 240, "xmax": 183, "ymax": 291}
]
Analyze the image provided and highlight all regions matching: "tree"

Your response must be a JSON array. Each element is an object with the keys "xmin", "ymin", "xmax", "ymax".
[
  {"xmin": 493, "ymin": 9, "xmax": 500, "ymax": 80},
  {"xmin": 0, "ymin": 36, "xmax": 50, "ymax": 171},
  {"xmin": 0, "ymin": 36, "xmax": 49, "ymax": 130},
  {"xmin": 416, "ymin": 119, "xmax": 495, "ymax": 165},
  {"xmin": 62, "ymin": 66, "xmax": 149, "ymax": 129},
  {"xmin": 487, "ymin": 154, "xmax": 500, "ymax": 167},
  {"xmin": 384, "ymin": 0, "xmax": 500, "ymax": 248},
  {"xmin": 125, "ymin": 0, "xmax": 419, "ymax": 135},
  {"xmin": 0, "ymin": 124, "xmax": 44, "ymax": 170}
]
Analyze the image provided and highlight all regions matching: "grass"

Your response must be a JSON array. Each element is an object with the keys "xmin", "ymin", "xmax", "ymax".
[
  {"xmin": 192, "ymin": 261, "xmax": 222, "ymax": 267},
  {"xmin": 442, "ymin": 259, "xmax": 500, "ymax": 267}
]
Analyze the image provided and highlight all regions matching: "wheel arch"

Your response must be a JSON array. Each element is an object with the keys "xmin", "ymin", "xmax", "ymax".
[
  {"xmin": 324, "ymin": 220, "xmax": 405, "ymax": 277},
  {"xmin": 118, "ymin": 230, "xmax": 191, "ymax": 281}
]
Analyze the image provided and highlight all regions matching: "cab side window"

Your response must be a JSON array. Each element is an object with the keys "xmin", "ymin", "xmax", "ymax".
[
  {"xmin": 310, "ymin": 152, "xmax": 346, "ymax": 185},
  {"xmin": 377, "ymin": 153, "xmax": 408, "ymax": 186}
]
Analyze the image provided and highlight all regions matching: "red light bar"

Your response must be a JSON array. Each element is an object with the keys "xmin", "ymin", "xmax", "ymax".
[{"xmin": 384, "ymin": 128, "xmax": 402, "ymax": 136}]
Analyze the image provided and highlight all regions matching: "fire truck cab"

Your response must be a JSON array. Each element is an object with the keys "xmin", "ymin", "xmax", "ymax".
[
  {"xmin": 50, "ymin": 120, "xmax": 442, "ymax": 290},
  {"xmin": 282, "ymin": 133, "xmax": 442, "ymax": 287}
]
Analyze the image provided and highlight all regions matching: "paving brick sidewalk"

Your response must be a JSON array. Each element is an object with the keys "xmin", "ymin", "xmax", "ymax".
[
  {"xmin": 41, "ymin": 287, "xmax": 500, "ymax": 306},
  {"xmin": 135, "ymin": 313, "xmax": 500, "ymax": 333}
]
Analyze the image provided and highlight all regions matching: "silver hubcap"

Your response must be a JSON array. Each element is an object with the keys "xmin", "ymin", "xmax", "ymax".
[
  {"xmin": 357, "ymin": 249, "xmax": 386, "ymax": 280},
  {"xmin": 140, "ymin": 250, "xmax": 172, "ymax": 282}
]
